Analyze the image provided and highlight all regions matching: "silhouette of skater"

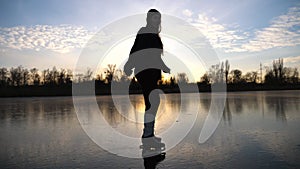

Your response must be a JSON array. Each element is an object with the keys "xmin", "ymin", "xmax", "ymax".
[
  {"xmin": 124, "ymin": 9, "xmax": 170, "ymax": 139},
  {"xmin": 143, "ymin": 152, "xmax": 166, "ymax": 169}
]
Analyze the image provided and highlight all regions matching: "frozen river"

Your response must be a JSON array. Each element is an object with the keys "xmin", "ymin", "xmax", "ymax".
[{"xmin": 1, "ymin": 90, "xmax": 300, "ymax": 168}]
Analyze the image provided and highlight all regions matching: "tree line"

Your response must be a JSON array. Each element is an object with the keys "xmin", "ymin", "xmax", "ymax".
[
  {"xmin": 0, "ymin": 58, "xmax": 299, "ymax": 88},
  {"xmin": 198, "ymin": 58, "xmax": 299, "ymax": 85},
  {"xmin": 0, "ymin": 66, "xmax": 73, "ymax": 87}
]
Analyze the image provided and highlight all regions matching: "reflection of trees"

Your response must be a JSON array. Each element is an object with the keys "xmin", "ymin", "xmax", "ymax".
[
  {"xmin": 232, "ymin": 97, "xmax": 243, "ymax": 114},
  {"xmin": 0, "ymin": 97, "xmax": 74, "ymax": 123},
  {"xmin": 223, "ymin": 98, "xmax": 232, "ymax": 125},
  {"xmin": 265, "ymin": 96, "xmax": 287, "ymax": 122},
  {"xmin": 275, "ymin": 98, "xmax": 287, "ymax": 122},
  {"xmin": 0, "ymin": 99, "xmax": 29, "ymax": 120},
  {"xmin": 199, "ymin": 94, "xmax": 211, "ymax": 112},
  {"xmin": 167, "ymin": 94, "xmax": 181, "ymax": 113},
  {"xmin": 222, "ymin": 93, "xmax": 261, "ymax": 125},
  {"xmin": 242, "ymin": 94, "xmax": 259, "ymax": 113},
  {"xmin": 99, "ymin": 96, "xmax": 125, "ymax": 127}
]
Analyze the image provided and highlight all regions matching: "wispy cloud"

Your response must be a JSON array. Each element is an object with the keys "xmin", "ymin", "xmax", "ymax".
[
  {"xmin": 284, "ymin": 55, "xmax": 300, "ymax": 64},
  {"xmin": 242, "ymin": 6, "xmax": 300, "ymax": 52},
  {"xmin": 185, "ymin": 5, "xmax": 300, "ymax": 53},
  {"xmin": 2, "ymin": 5, "xmax": 300, "ymax": 55},
  {"xmin": 190, "ymin": 12, "xmax": 249, "ymax": 53},
  {"xmin": 182, "ymin": 9, "xmax": 193, "ymax": 17},
  {"xmin": 0, "ymin": 25, "xmax": 96, "ymax": 53}
]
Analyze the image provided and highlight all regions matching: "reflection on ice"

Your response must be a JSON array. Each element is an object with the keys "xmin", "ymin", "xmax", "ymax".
[{"xmin": 0, "ymin": 91, "xmax": 300, "ymax": 168}]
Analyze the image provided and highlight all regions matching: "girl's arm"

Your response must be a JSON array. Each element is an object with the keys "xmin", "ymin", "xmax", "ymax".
[
  {"xmin": 160, "ymin": 59, "xmax": 171, "ymax": 73},
  {"xmin": 124, "ymin": 30, "xmax": 142, "ymax": 76}
]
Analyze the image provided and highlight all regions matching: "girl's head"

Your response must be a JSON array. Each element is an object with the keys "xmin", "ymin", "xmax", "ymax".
[{"xmin": 146, "ymin": 9, "xmax": 161, "ymax": 33}]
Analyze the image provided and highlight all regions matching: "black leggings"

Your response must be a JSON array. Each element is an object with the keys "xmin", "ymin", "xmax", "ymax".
[
  {"xmin": 136, "ymin": 69, "xmax": 161, "ymax": 111},
  {"xmin": 136, "ymin": 69, "xmax": 161, "ymax": 136}
]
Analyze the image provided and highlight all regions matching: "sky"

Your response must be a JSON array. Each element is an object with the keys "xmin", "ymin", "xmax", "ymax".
[{"xmin": 0, "ymin": 0, "xmax": 300, "ymax": 81}]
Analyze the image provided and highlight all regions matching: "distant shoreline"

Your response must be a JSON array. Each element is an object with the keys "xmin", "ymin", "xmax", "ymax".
[{"xmin": 1, "ymin": 83, "xmax": 300, "ymax": 97}]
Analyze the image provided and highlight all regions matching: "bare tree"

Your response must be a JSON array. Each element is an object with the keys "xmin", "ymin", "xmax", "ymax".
[
  {"xmin": 42, "ymin": 69, "xmax": 49, "ymax": 85},
  {"xmin": 50, "ymin": 67, "xmax": 59, "ymax": 85},
  {"xmin": 291, "ymin": 68, "xmax": 299, "ymax": 84},
  {"xmin": 177, "ymin": 72, "xmax": 189, "ymax": 84},
  {"xmin": 22, "ymin": 68, "xmax": 30, "ymax": 86},
  {"xmin": 114, "ymin": 69, "xmax": 129, "ymax": 82},
  {"xmin": 243, "ymin": 71, "xmax": 258, "ymax": 83},
  {"xmin": 44, "ymin": 67, "xmax": 56, "ymax": 85},
  {"xmin": 282, "ymin": 67, "xmax": 299, "ymax": 84},
  {"xmin": 272, "ymin": 58, "xmax": 283, "ymax": 83},
  {"xmin": 83, "ymin": 68, "xmax": 93, "ymax": 81},
  {"xmin": 200, "ymin": 73, "xmax": 210, "ymax": 84},
  {"xmin": 104, "ymin": 64, "xmax": 116, "ymax": 83},
  {"xmin": 219, "ymin": 62, "xmax": 224, "ymax": 83},
  {"xmin": 16, "ymin": 66, "xmax": 23, "ymax": 86},
  {"xmin": 58, "ymin": 68, "xmax": 66, "ymax": 85},
  {"xmin": 30, "ymin": 68, "xmax": 40, "ymax": 85},
  {"xmin": 225, "ymin": 60, "xmax": 230, "ymax": 84},
  {"xmin": 10, "ymin": 66, "xmax": 22, "ymax": 86},
  {"xmin": 230, "ymin": 69, "xmax": 242, "ymax": 84},
  {"xmin": 75, "ymin": 73, "xmax": 83, "ymax": 83},
  {"xmin": 209, "ymin": 64, "xmax": 224, "ymax": 84},
  {"xmin": 9, "ymin": 68, "xmax": 16, "ymax": 86},
  {"xmin": 65, "ymin": 69, "xmax": 73, "ymax": 84},
  {"xmin": 264, "ymin": 58, "xmax": 297, "ymax": 84},
  {"xmin": 169, "ymin": 76, "xmax": 175, "ymax": 86},
  {"xmin": 96, "ymin": 73, "xmax": 104, "ymax": 81},
  {"xmin": 0, "ymin": 67, "xmax": 8, "ymax": 86},
  {"xmin": 113, "ymin": 69, "xmax": 122, "ymax": 82},
  {"xmin": 208, "ymin": 64, "xmax": 218, "ymax": 84}
]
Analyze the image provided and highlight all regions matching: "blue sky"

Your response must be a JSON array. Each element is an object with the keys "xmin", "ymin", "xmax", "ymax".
[{"xmin": 0, "ymin": 0, "xmax": 300, "ymax": 79}]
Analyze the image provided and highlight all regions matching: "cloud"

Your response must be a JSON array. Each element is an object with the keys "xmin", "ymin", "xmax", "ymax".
[
  {"xmin": 1, "ymin": 5, "xmax": 300, "ymax": 55},
  {"xmin": 182, "ymin": 9, "xmax": 193, "ymax": 17},
  {"xmin": 242, "ymin": 6, "xmax": 300, "ymax": 52},
  {"xmin": 191, "ymin": 13, "xmax": 249, "ymax": 53},
  {"xmin": 187, "ymin": 5, "xmax": 300, "ymax": 53},
  {"xmin": 0, "ymin": 25, "xmax": 97, "ymax": 53},
  {"xmin": 283, "ymin": 55, "xmax": 300, "ymax": 64}
]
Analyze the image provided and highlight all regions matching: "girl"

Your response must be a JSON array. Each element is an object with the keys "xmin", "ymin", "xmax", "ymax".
[{"xmin": 124, "ymin": 9, "xmax": 170, "ymax": 138}]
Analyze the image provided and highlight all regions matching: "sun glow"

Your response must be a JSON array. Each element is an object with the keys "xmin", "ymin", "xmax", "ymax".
[{"xmin": 98, "ymin": 35, "xmax": 206, "ymax": 82}]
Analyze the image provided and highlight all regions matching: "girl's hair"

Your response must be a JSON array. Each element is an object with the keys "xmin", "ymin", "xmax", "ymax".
[
  {"xmin": 146, "ymin": 9, "xmax": 161, "ymax": 33},
  {"xmin": 147, "ymin": 8, "xmax": 160, "ymax": 14},
  {"xmin": 146, "ymin": 9, "xmax": 163, "ymax": 54}
]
